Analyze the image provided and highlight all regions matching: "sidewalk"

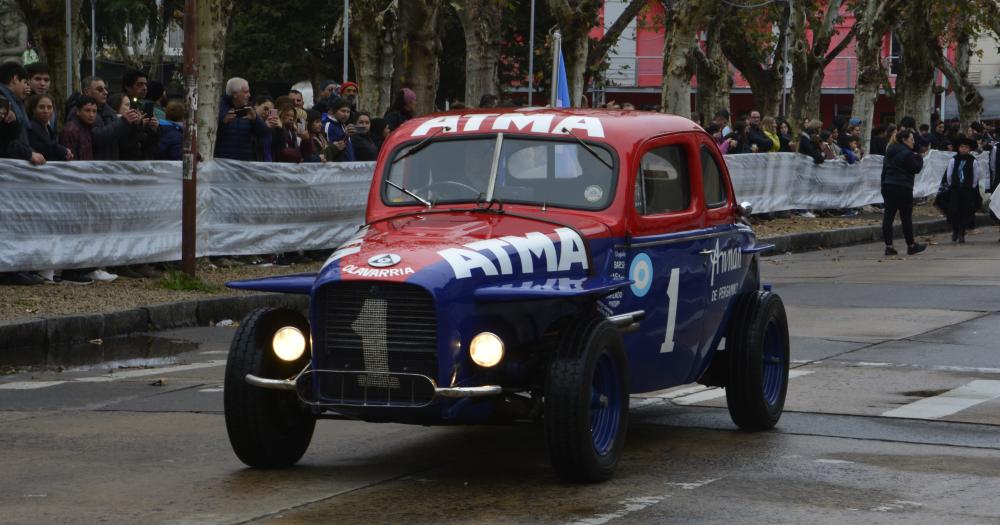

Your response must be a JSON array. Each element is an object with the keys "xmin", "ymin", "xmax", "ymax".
[{"xmin": 1, "ymin": 208, "xmax": 996, "ymax": 359}]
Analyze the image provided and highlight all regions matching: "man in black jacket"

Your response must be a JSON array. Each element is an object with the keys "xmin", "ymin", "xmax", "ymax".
[
  {"xmin": 0, "ymin": 62, "xmax": 45, "ymax": 165},
  {"xmin": 881, "ymin": 129, "xmax": 927, "ymax": 256},
  {"xmin": 68, "ymin": 76, "xmax": 139, "ymax": 160},
  {"xmin": 798, "ymin": 119, "xmax": 825, "ymax": 164}
]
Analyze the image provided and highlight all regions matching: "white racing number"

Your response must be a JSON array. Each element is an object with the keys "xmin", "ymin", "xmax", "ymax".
[{"xmin": 659, "ymin": 268, "xmax": 680, "ymax": 353}]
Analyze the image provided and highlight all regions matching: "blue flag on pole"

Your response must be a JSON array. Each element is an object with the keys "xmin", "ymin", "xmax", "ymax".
[{"xmin": 555, "ymin": 47, "xmax": 571, "ymax": 108}]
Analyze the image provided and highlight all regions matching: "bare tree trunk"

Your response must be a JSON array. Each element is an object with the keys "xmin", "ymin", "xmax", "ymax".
[
  {"xmin": 457, "ymin": 0, "xmax": 502, "ymax": 106},
  {"xmin": 894, "ymin": 6, "xmax": 935, "ymax": 127},
  {"xmin": 148, "ymin": 1, "xmax": 168, "ymax": 80},
  {"xmin": 395, "ymin": 0, "xmax": 443, "ymax": 115},
  {"xmin": 929, "ymin": 31, "xmax": 982, "ymax": 128},
  {"xmin": 695, "ymin": 14, "xmax": 731, "ymax": 124},
  {"xmin": 352, "ymin": 0, "xmax": 396, "ymax": 115},
  {"xmin": 851, "ymin": 0, "xmax": 899, "ymax": 150},
  {"xmin": 195, "ymin": 0, "xmax": 234, "ymax": 160},
  {"xmin": 662, "ymin": 41, "xmax": 693, "ymax": 116},
  {"xmin": 788, "ymin": 0, "xmax": 852, "ymax": 133},
  {"xmin": 14, "ymin": 0, "xmax": 84, "ymax": 123},
  {"xmin": 565, "ymin": 34, "xmax": 588, "ymax": 106},
  {"xmin": 720, "ymin": 1, "xmax": 787, "ymax": 119}
]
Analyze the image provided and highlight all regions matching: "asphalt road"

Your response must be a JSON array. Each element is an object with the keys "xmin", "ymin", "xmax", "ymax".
[{"xmin": 2, "ymin": 228, "xmax": 1000, "ymax": 524}]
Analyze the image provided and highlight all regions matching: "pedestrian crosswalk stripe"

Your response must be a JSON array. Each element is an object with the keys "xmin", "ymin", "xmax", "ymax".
[
  {"xmin": 881, "ymin": 380, "xmax": 1000, "ymax": 419},
  {"xmin": 0, "ymin": 381, "xmax": 67, "ymax": 390},
  {"xmin": 74, "ymin": 360, "xmax": 227, "ymax": 382}
]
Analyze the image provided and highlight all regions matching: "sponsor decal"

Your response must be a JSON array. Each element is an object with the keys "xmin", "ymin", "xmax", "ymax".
[
  {"xmin": 412, "ymin": 114, "xmax": 606, "ymax": 138},
  {"xmin": 584, "ymin": 185, "xmax": 604, "ymax": 203},
  {"xmin": 628, "ymin": 253, "xmax": 653, "ymax": 297},
  {"xmin": 368, "ymin": 253, "xmax": 402, "ymax": 268},
  {"xmin": 438, "ymin": 227, "xmax": 588, "ymax": 279},
  {"xmin": 323, "ymin": 227, "xmax": 369, "ymax": 269},
  {"xmin": 342, "ymin": 265, "xmax": 415, "ymax": 278},
  {"xmin": 708, "ymin": 239, "xmax": 742, "ymax": 287}
]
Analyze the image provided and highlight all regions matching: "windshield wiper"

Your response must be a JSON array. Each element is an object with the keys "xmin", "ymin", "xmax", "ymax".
[
  {"xmin": 391, "ymin": 126, "xmax": 451, "ymax": 165},
  {"xmin": 560, "ymin": 127, "xmax": 613, "ymax": 169},
  {"xmin": 384, "ymin": 179, "xmax": 432, "ymax": 208}
]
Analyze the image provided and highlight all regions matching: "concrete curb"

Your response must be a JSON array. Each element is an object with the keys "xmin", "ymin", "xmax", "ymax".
[
  {"xmin": 2, "ymin": 213, "xmax": 996, "ymax": 360},
  {"xmin": 761, "ymin": 213, "xmax": 995, "ymax": 254},
  {"xmin": 1, "ymin": 294, "xmax": 308, "ymax": 364}
]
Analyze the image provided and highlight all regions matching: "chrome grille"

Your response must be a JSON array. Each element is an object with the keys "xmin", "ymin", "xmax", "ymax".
[{"xmin": 315, "ymin": 282, "xmax": 439, "ymax": 387}]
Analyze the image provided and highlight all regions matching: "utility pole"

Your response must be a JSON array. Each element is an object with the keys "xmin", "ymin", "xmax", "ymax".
[
  {"xmin": 343, "ymin": 0, "xmax": 349, "ymax": 82},
  {"xmin": 528, "ymin": 0, "xmax": 535, "ymax": 106},
  {"xmin": 181, "ymin": 0, "xmax": 198, "ymax": 276},
  {"xmin": 550, "ymin": 30, "xmax": 561, "ymax": 106},
  {"xmin": 65, "ymin": 0, "xmax": 73, "ymax": 97},
  {"xmin": 91, "ymin": 0, "xmax": 96, "ymax": 77}
]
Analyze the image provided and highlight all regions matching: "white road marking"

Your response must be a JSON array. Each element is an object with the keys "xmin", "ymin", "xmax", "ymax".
[
  {"xmin": 671, "ymin": 370, "xmax": 814, "ymax": 406},
  {"xmin": 814, "ymin": 459, "xmax": 854, "ymax": 465},
  {"xmin": 0, "ymin": 381, "xmax": 67, "ymax": 390},
  {"xmin": 199, "ymin": 387, "xmax": 224, "ymax": 393},
  {"xmin": 566, "ymin": 496, "xmax": 667, "ymax": 525},
  {"xmin": 664, "ymin": 478, "xmax": 719, "ymax": 490},
  {"xmin": 75, "ymin": 360, "xmax": 227, "ymax": 382},
  {"xmin": 882, "ymin": 380, "xmax": 1000, "ymax": 419},
  {"xmin": 843, "ymin": 361, "xmax": 1000, "ymax": 375}
]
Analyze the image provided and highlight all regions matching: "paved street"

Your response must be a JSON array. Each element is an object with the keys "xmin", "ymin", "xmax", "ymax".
[{"xmin": 2, "ymin": 229, "xmax": 1000, "ymax": 524}]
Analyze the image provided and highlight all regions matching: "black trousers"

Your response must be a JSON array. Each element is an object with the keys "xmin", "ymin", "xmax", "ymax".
[{"xmin": 882, "ymin": 185, "xmax": 914, "ymax": 246}]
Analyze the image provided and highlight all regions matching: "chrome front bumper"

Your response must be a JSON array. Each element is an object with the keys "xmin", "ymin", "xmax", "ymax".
[{"xmin": 245, "ymin": 373, "xmax": 502, "ymax": 399}]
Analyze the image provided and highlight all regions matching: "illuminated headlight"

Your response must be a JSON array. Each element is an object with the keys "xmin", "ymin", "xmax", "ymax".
[
  {"xmin": 272, "ymin": 326, "xmax": 307, "ymax": 362},
  {"xmin": 469, "ymin": 332, "xmax": 504, "ymax": 368}
]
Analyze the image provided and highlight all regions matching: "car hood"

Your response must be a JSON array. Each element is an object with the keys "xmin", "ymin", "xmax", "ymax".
[{"xmin": 229, "ymin": 209, "xmax": 626, "ymax": 300}]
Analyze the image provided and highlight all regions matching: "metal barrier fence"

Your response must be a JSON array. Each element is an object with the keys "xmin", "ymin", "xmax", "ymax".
[{"xmin": 0, "ymin": 151, "xmax": 990, "ymax": 272}]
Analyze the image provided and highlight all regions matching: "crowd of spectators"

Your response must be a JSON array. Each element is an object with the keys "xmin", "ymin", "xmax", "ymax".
[{"xmin": 1, "ymin": 60, "xmax": 996, "ymax": 283}]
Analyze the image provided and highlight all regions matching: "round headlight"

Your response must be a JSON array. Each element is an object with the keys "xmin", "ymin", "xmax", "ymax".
[
  {"xmin": 272, "ymin": 326, "xmax": 306, "ymax": 362},
  {"xmin": 469, "ymin": 332, "xmax": 504, "ymax": 368}
]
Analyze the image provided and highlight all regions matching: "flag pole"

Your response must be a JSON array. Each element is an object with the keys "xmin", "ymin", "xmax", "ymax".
[
  {"xmin": 527, "ymin": 0, "xmax": 535, "ymax": 106},
  {"xmin": 550, "ymin": 30, "xmax": 561, "ymax": 107}
]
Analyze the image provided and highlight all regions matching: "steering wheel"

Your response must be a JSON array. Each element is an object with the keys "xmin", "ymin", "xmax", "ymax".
[{"xmin": 414, "ymin": 180, "xmax": 482, "ymax": 198}]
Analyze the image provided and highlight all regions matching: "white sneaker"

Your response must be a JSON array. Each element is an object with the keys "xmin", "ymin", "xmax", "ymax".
[
  {"xmin": 799, "ymin": 211, "xmax": 817, "ymax": 218},
  {"xmin": 85, "ymin": 269, "xmax": 118, "ymax": 282},
  {"xmin": 38, "ymin": 269, "xmax": 56, "ymax": 282}
]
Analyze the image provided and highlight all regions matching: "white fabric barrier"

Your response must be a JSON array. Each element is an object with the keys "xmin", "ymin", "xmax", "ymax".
[
  {"xmin": 0, "ymin": 159, "xmax": 371, "ymax": 272},
  {"xmin": 0, "ymin": 151, "xmax": 993, "ymax": 272},
  {"xmin": 726, "ymin": 150, "xmax": 990, "ymax": 213}
]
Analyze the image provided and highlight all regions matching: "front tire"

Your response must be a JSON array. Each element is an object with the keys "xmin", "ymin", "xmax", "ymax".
[
  {"xmin": 224, "ymin": 307, "xmax": 316, "ymax": 468},
  {"xmin": 725, "ymin": 291, "xmax": 790, "ymax": 430},
  {"xmin": 545, "ymin": 318, "xmax": 629, "ymax": 483}
]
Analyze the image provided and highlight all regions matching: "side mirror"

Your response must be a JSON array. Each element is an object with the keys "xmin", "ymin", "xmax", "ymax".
[{"xmin": 737, "ymin": 201, "xmax": 753, "ymax": 218}]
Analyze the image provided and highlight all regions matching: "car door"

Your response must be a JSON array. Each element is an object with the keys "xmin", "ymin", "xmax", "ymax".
[
  {"xmin": 695, "ymin": 139, "xmax": 746, "ymax": 363},
  {"xmin": 620, "ymin": 135, "xmax": 709, "ymax": 392}
]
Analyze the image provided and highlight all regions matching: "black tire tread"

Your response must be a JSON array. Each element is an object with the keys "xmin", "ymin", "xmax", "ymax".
[
  {"xmin": 725, "ymin": 291, "xmax": 789, "ymax": 430},
  {"xmin": 224, "ymin": 307, "xmax": 315, "ymax": 468},
  {"xmin": 544, "ymin": 317, "xmax": 628, "ymax": 483}
]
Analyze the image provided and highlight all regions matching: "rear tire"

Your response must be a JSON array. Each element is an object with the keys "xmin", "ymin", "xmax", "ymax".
[
  {"xmin": 725, "ymin": 291, "xmax": 790, "ymax": 430},
  {"xmin": 545, "ymin": 318, "xmax": 629, "ymax": 483},
  {"xmin": 224, "ymin": 307, "xmax": 315, "ymax": 468}
]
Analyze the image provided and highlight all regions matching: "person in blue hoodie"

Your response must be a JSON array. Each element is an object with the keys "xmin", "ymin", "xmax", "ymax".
[
  {"xmin": 322, "ymin": 97, "xmax": 355, "ymax": 162},
  {"xmin": 215, "ymin": 77, "xmax": 269, "ymax": 161},
  {"xmin": 156, "ymin": 101, "xmax": 184, "ymax": 160}
]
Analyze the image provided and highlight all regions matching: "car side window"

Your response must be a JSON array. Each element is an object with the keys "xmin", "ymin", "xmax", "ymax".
[
  {"xmin": 635, "ymin": 145, "xmax": 690, "ymax": 215},
  {"xmin": 701, "ymin": 145, "xmax": 728, "ymax": 208}
]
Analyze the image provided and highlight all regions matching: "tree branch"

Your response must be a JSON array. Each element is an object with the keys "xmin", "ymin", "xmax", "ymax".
[
  {"xmin": 823, "ymin": 24, "xmax": 857, "ymax": 65},
  {"xmin": 587, "ymin": 0, "xmax": 648, "ymax": 69}
]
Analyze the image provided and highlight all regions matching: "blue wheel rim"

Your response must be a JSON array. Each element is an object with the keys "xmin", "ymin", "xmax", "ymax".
[
  {"xmin": 762, "ymin": 321, "xmax": 785, "ymax": 407},
  {"xmin": 590, "ymin": 351, "xmax": 621, "ymax": 456}
]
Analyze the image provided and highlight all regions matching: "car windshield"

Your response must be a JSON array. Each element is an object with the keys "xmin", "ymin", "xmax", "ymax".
[{"xmin": 382, "ymin": 136, "xmax": 616, "ymax": 210}]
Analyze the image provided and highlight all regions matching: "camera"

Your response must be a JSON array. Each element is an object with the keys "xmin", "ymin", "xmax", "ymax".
[
  {"xmin": 233, "ymin": 106, "xmax": 252, "ymax": 117},
  {"xmin": 139, "ymin": 100, "xmax": 156, "ymax": 118}
]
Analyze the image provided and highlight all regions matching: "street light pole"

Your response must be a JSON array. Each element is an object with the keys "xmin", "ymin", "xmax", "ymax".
[
  {"xmin": 343, "ymin": 0, "xmax": 349, "ymax": 82},
  {"xmin": 528, "ymin": 0, "xmax": 535, "ymax": 106},
  {"xmin": 65, "ymin": 0, "xmax": 73, "ymax": 97},
  {"xmin": 181, "ymin": 0, "xmax": 198, "ymax": 276},
  {"xmin": 91, "ymin": 0, "xmax": 96, "ymax": 78},
  {"xmin": 550, "ymin": 30, "xmax": 561, "ymax": 106}
]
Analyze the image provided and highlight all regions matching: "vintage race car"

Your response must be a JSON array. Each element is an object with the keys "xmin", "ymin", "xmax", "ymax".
[{"xmin": 224, "ymin": 109, "xmax": 789, "ymax": 483}]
